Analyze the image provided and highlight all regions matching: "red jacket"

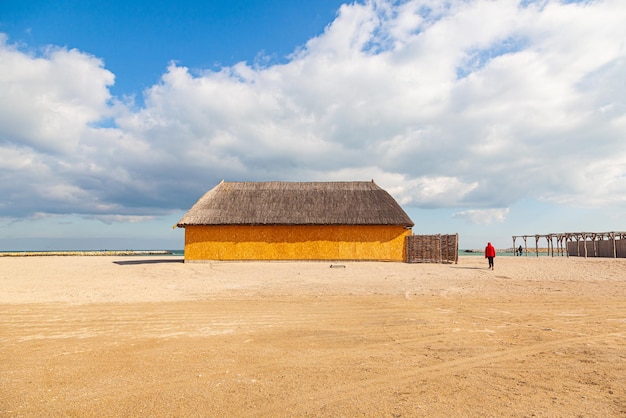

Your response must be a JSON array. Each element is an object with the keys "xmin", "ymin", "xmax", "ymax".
[{"xmin": 485, "ymin": 243, "xmax": 496, "ymax": 258}]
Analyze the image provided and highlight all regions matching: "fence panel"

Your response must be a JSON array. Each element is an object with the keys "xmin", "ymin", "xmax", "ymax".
[
  {"xmin": 406, "ymin": 234, "xmax": 458, "ymax": 264},
  {"xmin": 567, "ymin": 239, "xmax": 626, "ymax": 258}
]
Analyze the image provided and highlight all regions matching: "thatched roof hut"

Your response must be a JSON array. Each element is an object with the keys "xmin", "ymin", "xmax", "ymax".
[
  {"xmin": 177, "ymin": 180, "xmax": 414, "ymax": 262},
  {"xmin": 177, "ymin": 180, "xmax": 414, "ymax": 227}
]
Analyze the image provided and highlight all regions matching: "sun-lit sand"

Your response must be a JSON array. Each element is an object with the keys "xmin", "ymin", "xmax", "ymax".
[{"xmin": 1, "ymin": 255, "xmax": 625, "ymax": 416}]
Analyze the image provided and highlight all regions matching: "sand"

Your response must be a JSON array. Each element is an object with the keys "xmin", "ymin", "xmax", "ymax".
[{"xmin": 1, "ymin": 255, "xmax": 625, "ymax": 417}]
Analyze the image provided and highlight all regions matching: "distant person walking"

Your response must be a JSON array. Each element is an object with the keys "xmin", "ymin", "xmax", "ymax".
[
  {"xmin": 518, "ymin": 245, "xmax": 523, "ymax": 256},
  {"xmin": 485, "ymin": 242, "xmax": 496, "ymax": 270}
]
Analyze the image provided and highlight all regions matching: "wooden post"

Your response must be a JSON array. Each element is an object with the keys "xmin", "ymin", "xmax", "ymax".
[
  {"xmin": 590, "ymin": 234, "xmax": 594, "ymax": 257},
  {"xmin": 612, "ymin": 232, "xmax": 617, "ymax": 258},
  {"xmin": 546, "ymin": 234, "xmax": 554, "ymax": 257},
  {"xmin": 535, "ymin": 235, "xmax": 539, "ymax": 257}
]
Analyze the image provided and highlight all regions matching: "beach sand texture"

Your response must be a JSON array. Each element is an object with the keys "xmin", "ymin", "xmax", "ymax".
[{"xmin": 1, "ymin": 256, "xmax": 625, "ymax": 416}]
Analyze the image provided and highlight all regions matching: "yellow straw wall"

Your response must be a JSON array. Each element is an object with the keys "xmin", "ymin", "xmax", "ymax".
[{"xmin": 184, "ymin": 225, "xmax": 411, "ymax": 262}]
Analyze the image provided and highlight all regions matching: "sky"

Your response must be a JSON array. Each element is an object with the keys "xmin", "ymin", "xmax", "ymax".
[{"xmin": 1, "ymin": 0, "xmax": 625, "ymax": 251}]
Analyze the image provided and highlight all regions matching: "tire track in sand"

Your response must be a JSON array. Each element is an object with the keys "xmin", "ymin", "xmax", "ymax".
[{"xmin": 265, "ymin": 330, "xmax": 625, "ymax": 415}]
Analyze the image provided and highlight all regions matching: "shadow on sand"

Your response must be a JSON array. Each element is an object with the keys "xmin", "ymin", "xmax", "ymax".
[
  {"xmin": 113, "ymin": 259, "xmax": 184, "ymax": 266},
  {"xmin": 449, "ymin": 266, "xmax": 489, "ymax": 270}
]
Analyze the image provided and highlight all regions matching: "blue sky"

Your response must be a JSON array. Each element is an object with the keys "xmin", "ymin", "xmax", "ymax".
[
  {"xmin": 1, "ymin": 0, "xmax": 625, "ymax": 251},
  {"xmin": 2, "ymin": 0, "xmax": 346, "ymax": 98}
]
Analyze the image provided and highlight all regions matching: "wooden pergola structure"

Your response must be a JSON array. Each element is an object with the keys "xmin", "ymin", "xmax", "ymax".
[{"xmin": 512, "ymin": 232, "xmax": 626, "ymax": 258}]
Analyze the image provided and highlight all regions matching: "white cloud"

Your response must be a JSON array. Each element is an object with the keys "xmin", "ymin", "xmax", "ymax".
[
  {"xmin": 1, "ymin": 0, "xmax": 626, "ymax": 224},
  {"xmin": 453, "ymin": 208, "xmax": 510, "ymax": 225},
  {"xmin": 87, "ymin": 215, "xmax": 157, "ymax": 225},
  {"xmin": 0, "ymin": 35, "xmax": 114, "ymax": 153}
]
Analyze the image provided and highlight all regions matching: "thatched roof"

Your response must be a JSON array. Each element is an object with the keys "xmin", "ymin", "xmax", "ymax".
[{"xmin": 177, "ymin": 180, "xmax": 414, "ymax": 227}]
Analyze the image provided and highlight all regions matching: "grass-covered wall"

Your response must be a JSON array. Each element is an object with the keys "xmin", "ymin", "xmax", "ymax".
[{"xmin": 184, "ymin": 225, "xmax": 411, "ymax": 262}]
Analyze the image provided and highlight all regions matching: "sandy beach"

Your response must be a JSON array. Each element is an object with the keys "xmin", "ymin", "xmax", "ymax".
[{"xmin": 1, "ymin": 255, "xmax": 625, "ymax": 416}]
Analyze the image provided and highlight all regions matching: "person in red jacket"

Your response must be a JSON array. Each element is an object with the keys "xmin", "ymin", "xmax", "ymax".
[{"xmin": 485, "ymin": 242, "xmax": 496, "ymax": 270}]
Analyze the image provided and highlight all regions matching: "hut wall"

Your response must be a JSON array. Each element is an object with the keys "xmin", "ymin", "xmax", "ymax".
[{"xmin": 183, "ymin": 225, "xmax": 411, "ymax": 262}]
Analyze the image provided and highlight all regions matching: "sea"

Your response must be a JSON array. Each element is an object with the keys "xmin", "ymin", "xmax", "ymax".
[
  {"xmin": 1, "ymin": 249, "xmax": 561, "ymax": 258},
  {"xmin": 459, "ymin": 249, "xmax": 563, "ymax": 257},
  {"xmin": 0, "ymin": 249, "xmax": 185, "ymax": 256}
]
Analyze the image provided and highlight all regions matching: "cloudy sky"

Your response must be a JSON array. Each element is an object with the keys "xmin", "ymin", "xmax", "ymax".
[{"xmin": 1, "ymin": 0, "xmax": 625, "ymax": 251}]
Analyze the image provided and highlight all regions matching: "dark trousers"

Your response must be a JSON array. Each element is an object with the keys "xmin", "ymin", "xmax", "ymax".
[{"xmin": 487, "ymin": 256, "xmax": 494, "ymax": 269}]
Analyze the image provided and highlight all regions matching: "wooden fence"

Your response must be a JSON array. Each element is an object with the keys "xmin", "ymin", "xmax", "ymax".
[
  {"xmin": 567, "ymin": 238, "xmax": 626, "ymax": 258},
  {"xmin": 513, "ymin": 231, "xmax": 626, "ymax": 258},
  {"xmin": 406, "ymin": 234, "xmax": 458, "ymax": 264}
]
